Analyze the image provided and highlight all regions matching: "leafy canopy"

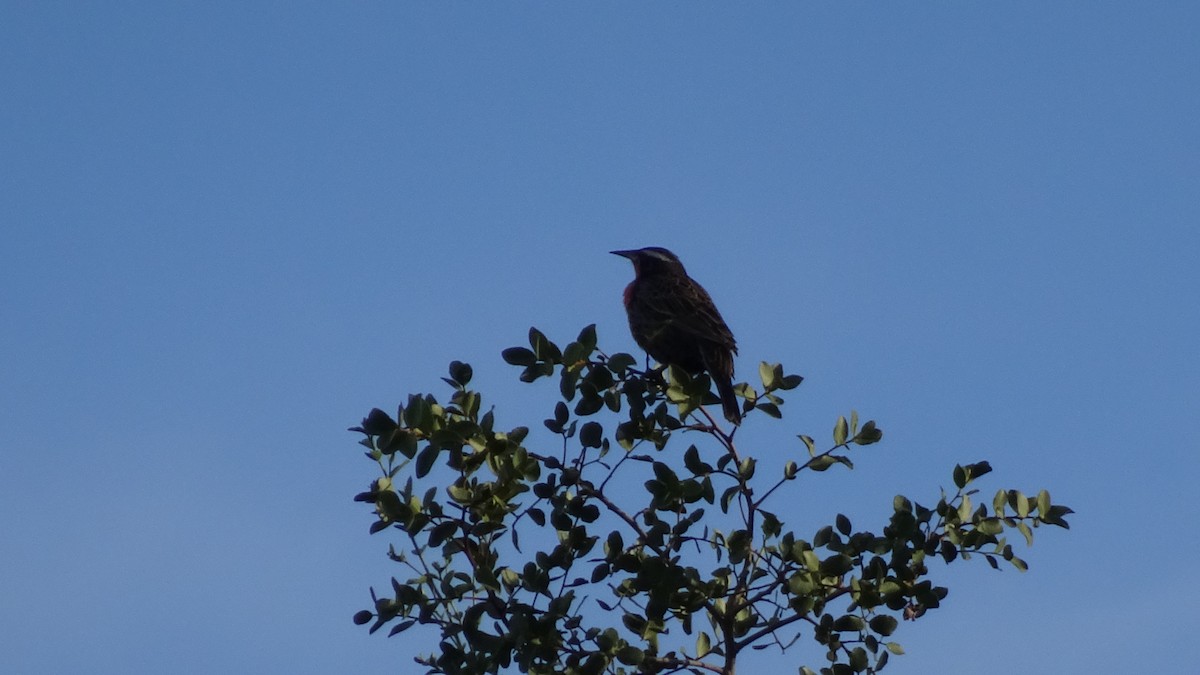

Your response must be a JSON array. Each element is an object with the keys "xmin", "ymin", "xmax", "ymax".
[{"xmin": 349, "ymin": 325, "xmax": 1071, "ymax": 675}]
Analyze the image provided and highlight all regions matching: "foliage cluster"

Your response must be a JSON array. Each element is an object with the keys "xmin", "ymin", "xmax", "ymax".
[{"xmin": 350, "ymin": 326, "xmax": 1071, "ymax": 675}]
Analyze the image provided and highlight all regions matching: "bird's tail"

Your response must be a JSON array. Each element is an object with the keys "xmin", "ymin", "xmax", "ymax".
[{"xmin": 714, "ymin": 374, "xmax": 741, "ymax": 426}]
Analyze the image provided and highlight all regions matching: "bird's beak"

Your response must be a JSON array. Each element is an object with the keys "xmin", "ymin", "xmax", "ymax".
[{"xmin": 610, "ymin": 250, "xmax": 637, "ymax": 259}]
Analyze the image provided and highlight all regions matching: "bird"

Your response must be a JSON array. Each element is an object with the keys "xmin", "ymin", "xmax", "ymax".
[{"xmin": 611, "ymin": 247, "xmax": 741, "ymax": 425}]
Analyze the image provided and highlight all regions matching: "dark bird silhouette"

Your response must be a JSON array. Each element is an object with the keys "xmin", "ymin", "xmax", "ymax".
[{"xmin": 611, "ymin": 247, "xmax": 741, "ymax": 425}]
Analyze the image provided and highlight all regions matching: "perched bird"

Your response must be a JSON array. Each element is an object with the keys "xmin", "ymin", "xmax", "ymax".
[{"xmin": 611, "ymin": 247, "xmax": 741, "ymax": 425}]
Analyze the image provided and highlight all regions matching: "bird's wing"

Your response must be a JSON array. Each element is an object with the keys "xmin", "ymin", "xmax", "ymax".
[{"xmin": 644, "ymin": 276, "xmax": 738, "ymax": 352}]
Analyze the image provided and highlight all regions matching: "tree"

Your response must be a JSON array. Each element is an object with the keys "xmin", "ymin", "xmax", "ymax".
[{"xmin": 349, "ymin": 325, "xmax": 1072, "ymax": 675}]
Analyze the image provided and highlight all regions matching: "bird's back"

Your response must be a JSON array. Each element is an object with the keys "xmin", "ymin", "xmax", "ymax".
[{"xmin": 626, "ymin": 270, "xmax": 736, "ymax": 374}]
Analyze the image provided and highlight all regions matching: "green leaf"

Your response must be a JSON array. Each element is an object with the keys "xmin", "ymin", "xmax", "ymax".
[
  {"xmin": 975, "ymin": 517, "xmax": 1004, "ymax": 536},
  {"xmin": 616, "ymin": 646, "xmax": 645, "ymax": 666},
  {"xmin": 814, "ymin": 525, "xmax": 833, "ymax": 548},
  {"xmin": 801, "ymin": 549, "xmax": 821, "ymax": 572},
  {"xmin": 509, "ymin": 426, "xmax": 529, "ymax": 444},
  {"xmin": 590, "ymin": 563, "xmax": 610, "ymax": 584},
  {"xmin": 760, "ymin": 510, "xmax": 781, "ymax": 538},
  {"xmin": 833, "ymin": 614, "xmax": 865, "ymax": 632},
  {"xmin": 809, "ymin": 455, "xmax": 836, "ymax": 472},
  {"xmin": 759, "ymin": 361, "xmax": 778, "ymax": 390},
  {"xmin": 852, "ymin": 420, "xmax": 882, "ymax": 445},
  {"xmin": 622, "ymin": 612, "xmax": 646, "ymax": 634},
  {"xmin": 849, "ymin": 646, "xmax": 868, "ymax": 671},
  {"xmin": 834, "ymin": 416, "xmax": 849, "ymax": 445},
  {"xmin": 1016, "ymin": 520, "xmax": 1034, "ymax": 546},
  {"xmin": 376, "ymin": 490, "xmax": 405, "ymax": 521},
  {"xmin": 757, "ymin": 402, "xmax": 782, "ymax": 418},
  {"xmin": 529, "ymin": 327, "xmax": 561, "ymax": 362},
  {"xmin": 780, "ymin": 374, "xmax": 804, "ymax": 390},
  {"xmin": 1036, "ymin": 489, "xmax": 1051, "ymax": 517},
  {"xmin": 575, "ymin": 390, "xmax": 604, "ymax": 416},
  {"xmin": 788, "ymin": 572, "xmax": 816, "ymax": 595},
  {"xmin": 819, "ymin": 553, "xmax": 854, "ymax": 577},
  {"xmin": 579, "ymin": 421, "xmax": 603, "ymax": 448},
  {"xmin": 885, "ymin": 642, "xmax": 905, "ymax": 655},
  {"xmin": 500, "ymin": 567, "xmax": 520, "ymax": 589},
  {"xmin": 652, "ymin": 461, "xmax": 679, "ymax": 485},
  {"xmin": 606, "ymin": 352, "xmax": 637, "ymax": 374},
  {"xmin": 501, "ymin": 346, "xmax": 536, "ymax": 367},
  {"xmin": 528, "ymin": 508, "xmax": 545, "ymax": 526},
  {"xmin": 799, "ymin": 435, "xmax": 816, "ymax": 456},
  {"xmin": 545, "ymin": 401, "xmax": 569, "ymax": 433},
  {"xmin": 577, "ymin": 324, "xmax": 598, "ymax": 351},
  {"xmin": 697, "ymin": 632, "xmax": 711, "ymax": 658},
  {"xmin": 448, "ymin": 361, "xmax": 473, "ymax": 386},
  {"xmin": 684, "ymin": 445, "xmax": 711, "ymax": 475},
  {"xmin": 966, "ymin": 460, "xmax": 992, "ymax": 480},
  {"xmin": 738, "ymin": 457, "xmax": 756, "ymax": 480},
  {"xmin": 562, "ymin": 341, "xmax": 585, "ymax": 367},
  {"xmin": 359, "ymin": 408, "xmax": 397, "ymax": 436},
  {"xmin": 720, "ymin": 485, "xmax": 739, "ymax": 512},
  {"xmin": 605, "ymin": 530, "xmax": 624, "ymax": 560},
  {"xmin": 1042, "ymin": 504, "xmax": 1074, "ymax": 528},
  {"xmin": 836, "ymin": 513, "xmax": 852, "ymax": 536},
  {"xmin": 415, "ymin": 445, "xmax": 439, "ymax": 478},
  {"xmin": 957, "ymin": 494, "xmax": 973, "ymax": 522},
  {"xmin": 869, "ymin": 615, "xmax": 898, "ymax": 636},
  {"xmin": 953, "ymin": 461, "xmax": 991, "ymax": 487},
  {"xmin": 446, "ymin": 484, "xmax": 472, "ymax": 504},
  {"xmin": 427, "ymin": 521, "xmax": 457, "ymax": 547}
]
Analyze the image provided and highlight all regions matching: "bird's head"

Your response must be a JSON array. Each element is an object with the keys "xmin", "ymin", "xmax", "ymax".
[{"xmin": 610, "ymin": 247, "xmax": 686, "ymax": 277}]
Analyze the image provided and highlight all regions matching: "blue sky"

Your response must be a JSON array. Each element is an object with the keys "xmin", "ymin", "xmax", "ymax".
[{"xmin": 2, "ymin": 3, "xmax": 1197, "ymax": 673}]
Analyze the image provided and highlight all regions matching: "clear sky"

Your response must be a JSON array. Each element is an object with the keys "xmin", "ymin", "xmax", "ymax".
[{"xmin": 2, "ymin": 3, "xmax": 1197, "ymax": 674}]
